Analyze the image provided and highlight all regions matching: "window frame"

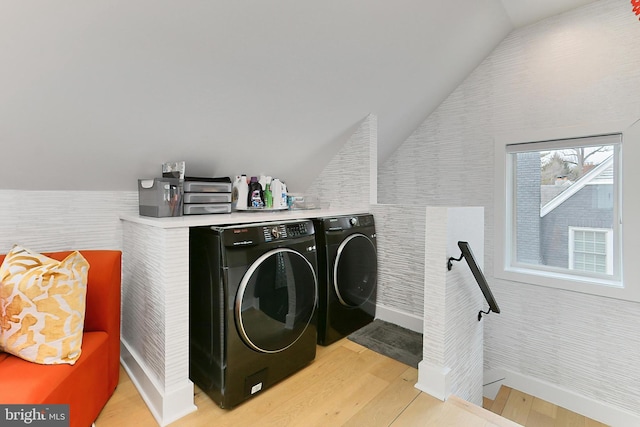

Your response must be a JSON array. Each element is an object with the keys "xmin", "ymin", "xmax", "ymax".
[{"xmin": 494, "ymin": 120, "xmax": 640, "ymax": 302}]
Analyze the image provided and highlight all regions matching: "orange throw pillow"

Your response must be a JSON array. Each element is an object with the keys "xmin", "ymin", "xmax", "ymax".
[{"xmin": 0, "ymin": 246, "xmax": 89, "ymax": 365}]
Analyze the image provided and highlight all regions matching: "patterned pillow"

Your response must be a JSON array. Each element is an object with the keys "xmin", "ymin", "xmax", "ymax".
[{"xmin": 0, "ymin": 246, "xmax": 89, "ymax": 365}]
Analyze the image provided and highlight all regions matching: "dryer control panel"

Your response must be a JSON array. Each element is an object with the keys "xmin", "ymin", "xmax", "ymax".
[{"xmin": 323, "ymin": 214, "xmax": 375, "ymax": 231}]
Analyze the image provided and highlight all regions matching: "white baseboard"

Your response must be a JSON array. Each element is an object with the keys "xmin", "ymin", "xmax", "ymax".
[
  {"xmin": 375, "ymin": 304, "xmax": 423, "ymax": 333},
  {"xmin": 484, "ymin": 368, "xmax": 640, "ymax": 427},
  {"xmin": 120, "ymin": 339, "xmax": 197, "ymax": 427},
  {"xmin": 482, "ymin": 368, "xmax": 506, "ymax": 400},
  {"xmin": 415, "ymin": 360, "xmax": 451, "ymax": 401}
]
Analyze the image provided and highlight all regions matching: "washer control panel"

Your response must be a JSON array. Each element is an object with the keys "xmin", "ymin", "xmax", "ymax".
[
  {"xmin": 261, "ymin": 220, "xmax": 314, "ymax": 242},
  {"xmin": 285, "ymin": 221, "xmax": 311, "ymax": 237},
  {"xmin": 219, "ymin": 220, "xmax": 315, "ymax": 247}
]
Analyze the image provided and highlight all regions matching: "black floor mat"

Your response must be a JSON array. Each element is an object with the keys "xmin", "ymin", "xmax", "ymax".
[{"xmin": 347, "ymin": 319, "xmax": 423, "ymax": 368}]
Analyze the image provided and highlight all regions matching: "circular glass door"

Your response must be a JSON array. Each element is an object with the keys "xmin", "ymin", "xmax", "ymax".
[
  {"xmin": 334, "ymin": 234, "xmax": 377, "ymax": 307},
  {"xmin": 235, "ymin": 248, "xmax": 317, "ymax": 353}
]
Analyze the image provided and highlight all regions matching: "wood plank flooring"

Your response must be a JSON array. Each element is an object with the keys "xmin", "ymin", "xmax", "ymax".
[
  {"xmin": 94, "ymin": 338, "xmax": 606, "ymax": 426},
  {"xmin": 483, "ymin": 385, "xmax": 609, "ymax": 427}
]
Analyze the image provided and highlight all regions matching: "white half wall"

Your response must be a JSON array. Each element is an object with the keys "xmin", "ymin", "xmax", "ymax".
[
  {"xmin": 415, "ymin": 206, "xmax": 485, "ymax": 406},
  {"xmin": 120, "ymin": 221, "xmax": 196, "ymax": 426}
]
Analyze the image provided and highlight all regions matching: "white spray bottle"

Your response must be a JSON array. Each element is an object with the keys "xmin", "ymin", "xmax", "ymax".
[{"xmin": 271, "ymin": 179, "xmax": 282, "ymax": 209}]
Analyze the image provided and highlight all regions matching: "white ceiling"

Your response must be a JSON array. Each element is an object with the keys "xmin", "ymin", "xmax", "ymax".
[{"xmin": 0, "ymin": 0, "xmax": 601, "ymax": 191}]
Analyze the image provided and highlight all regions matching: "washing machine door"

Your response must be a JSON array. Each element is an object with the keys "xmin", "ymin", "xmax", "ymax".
[
  {"xmin": 235, "ymin": 248, "xmax": 317, "ymax": 353},
  {"xmin": 334, "ymin": 234, "xmax": 377, "ymax": 307}
]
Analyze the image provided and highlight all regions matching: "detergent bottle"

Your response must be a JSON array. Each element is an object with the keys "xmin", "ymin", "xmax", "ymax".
[
  {"xmin": 264, "ymin": 183, "xmax": 273, "ymax": 208},
  {"xmin": 234, "ymin": 175, "xmax": 248, "ymax": 210},
  {"xmin": 248, "ymin": 176, "xmax": 264, "ymax": 208},
  {"xmin": 280, "ymin": 181, "xmax": 288, "ymax": 208},
  {"xmin": 271, "ymin": 179, "xmax": 282, "ymax": 208}
]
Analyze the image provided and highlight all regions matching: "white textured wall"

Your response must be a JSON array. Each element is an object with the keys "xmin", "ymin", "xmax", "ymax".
[
  {"xmin": 418, "ymin": 207, "xmax": 485, "ymax": 405},
  {"xmin": 0, "ymin": 190, "xmax": 137, "ymax": 253},
  {"xmin": 305, "ymin": 114, "xmax": 377, "ymax": 209},
  {"xmin": 121, "ymin": 222, "xmax": 191, "ymax": 389},
  {"xmin": 379, "ymin": 0, "xmax": 640, "ymax": 418},
  {"xmin": 442, "ymin": 207, "xmax": 485, "ymax": 405},
  {"xmin": 369, "ymin": 204, "xmax": 426, "ymax": 319}
]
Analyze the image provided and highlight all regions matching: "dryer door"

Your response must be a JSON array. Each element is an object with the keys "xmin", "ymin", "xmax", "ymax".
[
  {"xmin": 235, "ymin": 248, "xmax": 317, "ymax": 353},
  {"xmin": 333, "ymin": 234, "xmax": 377, "ymax": 307}
]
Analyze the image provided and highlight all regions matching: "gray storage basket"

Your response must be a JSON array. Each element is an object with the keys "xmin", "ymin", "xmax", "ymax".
[{"xmin": 138, "ymin": 178, "xmax": 184, "ymax": 217}]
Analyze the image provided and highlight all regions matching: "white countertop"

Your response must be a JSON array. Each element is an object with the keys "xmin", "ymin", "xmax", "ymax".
[{"xmin": 120, "ymin": 207, "xmax": 369, "ymax": 228}]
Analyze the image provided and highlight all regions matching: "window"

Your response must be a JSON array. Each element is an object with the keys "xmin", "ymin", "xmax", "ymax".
[
  {"xmin": 569, "ymin": 227, "xmax": 613, "ymax": 275},
  {"xmin": 493, "ymin": 126, "xmax": 636, "ymax": 299},
  {"xmin": 505, "ymin": 134, "xmax": 621, "ymax": 284},
  {"xmin": 495, "ymin": 121, "xmax": 640, "ymax": 302}
]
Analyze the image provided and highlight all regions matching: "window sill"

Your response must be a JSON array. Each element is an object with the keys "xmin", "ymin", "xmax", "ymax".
[{"xmin": 495, "ymin": 266, "xmax": 639, "ymax": 303}]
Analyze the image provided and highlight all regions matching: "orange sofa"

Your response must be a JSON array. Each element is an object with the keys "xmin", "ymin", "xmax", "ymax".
[{"xmin": 0, "ymin": 250, "xmax": 122, "ymax": 427}]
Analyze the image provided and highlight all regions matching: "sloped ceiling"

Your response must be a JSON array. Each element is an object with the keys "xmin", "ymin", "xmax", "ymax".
[{"xmin": 0, "ymin": 0, "xmax": 598, "ymax": 191}]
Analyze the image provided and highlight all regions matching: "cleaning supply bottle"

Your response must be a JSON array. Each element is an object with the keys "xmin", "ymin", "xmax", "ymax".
[
  {"xmin": 232, "ymin": 175, "xmax": 240, "ymax": 210},
  {"xmin": 264, "ymin": 183, "xmax": 273, "ymax": 208},
  {"xmin": 280, "ymin": 181, "xmax": 288, "ymax": 208},
  {"xmin": 271, "ymin": 179, "xmax": 282, "ymax": 208},
  {"xmin": 234, "ymin": 175, "xmax": 248, "ymax": 210},
  {"xmin": 259, "ymin": 175, "xmax": 268, "ymax": 193},
  {"xmin": 248, "ymin": 176, "xmax": 264, "ymax": 208}
]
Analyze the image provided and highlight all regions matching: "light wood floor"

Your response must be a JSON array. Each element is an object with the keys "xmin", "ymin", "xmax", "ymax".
[
  {"xmin": 94, "ymin": 338, "xmax": 606, "ymax": 426},
  {"xmin": 483, "ymin": 386, "xmax": 608, "ymax": 427}
]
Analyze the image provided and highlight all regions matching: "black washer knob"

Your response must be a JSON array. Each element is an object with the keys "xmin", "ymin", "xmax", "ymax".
[{"xmin": 271, "ymin": 227, "xmax": 281, "ymax": 239}]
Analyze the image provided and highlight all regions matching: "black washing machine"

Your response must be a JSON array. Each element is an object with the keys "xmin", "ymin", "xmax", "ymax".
[
  {"xmin": 313, "ymin": 214, "xmax": 377, "ymax": 346},
  {"xmin": 189, "ymin": 219, "xmax": 318, "ymax": 408}
]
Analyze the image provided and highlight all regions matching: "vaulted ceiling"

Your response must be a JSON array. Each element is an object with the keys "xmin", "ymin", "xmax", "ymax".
[{"xmin": 0, "ymin": 0, "xmax": 599, "ymax": 191}]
